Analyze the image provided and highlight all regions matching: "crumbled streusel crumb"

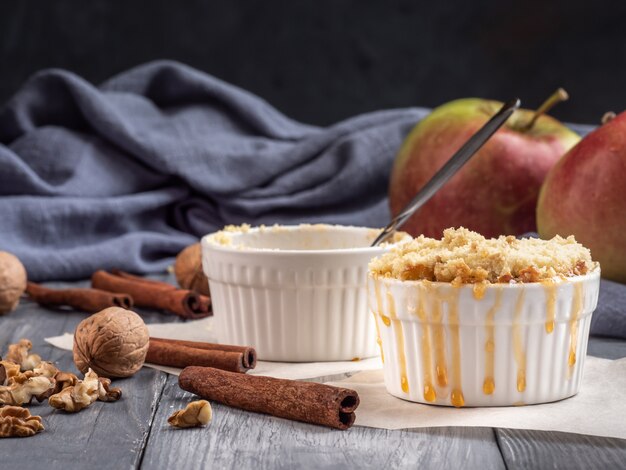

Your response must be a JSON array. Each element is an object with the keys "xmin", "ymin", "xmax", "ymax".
[
  {"xmin": 368, "ymin": 227, "xmax": 595, "ymax": 284},
  {"xmin": 223, "ymin": 224, "xmax": 251, "ymax": 233}
]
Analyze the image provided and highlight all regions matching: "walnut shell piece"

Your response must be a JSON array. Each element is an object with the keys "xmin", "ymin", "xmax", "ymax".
[
  {"xmin": 73, "ymin": 307, "xmax": 149, "ymax": 378},
  {"xmin": 0, "ymin": 406, "xmax": 44, "ymax": 438},
  {"xmin": 174, "ymin": 243, "xmax": 210, "ymax": 296},
  {"xmin": 0, "ymin": 252, "xmax": 27, "ymax": 315}
]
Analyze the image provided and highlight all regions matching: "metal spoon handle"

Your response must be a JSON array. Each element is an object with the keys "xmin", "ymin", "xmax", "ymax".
[{"xmin": 372, "ymin": 98, "xmax": 521, "ymax": 247}]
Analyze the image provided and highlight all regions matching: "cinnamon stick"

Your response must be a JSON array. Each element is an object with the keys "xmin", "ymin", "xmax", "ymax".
[
  {"xmin": 179, "ymin": 366, "xmax": 360, "ymax": 430},
  {"xmin": 26, "ymin": 282, "xmax": 133, "ymax": 313},
  {"xmin": 147, "ymin": 340, "xmax": 254, "ymax": 373},
  {"xmin": 91, "ymin": 270, "xmax": 211, "ymax": 320},
  {"xmin": 150, "ymin": 337, "xmax": 256, "ymax": 369}
]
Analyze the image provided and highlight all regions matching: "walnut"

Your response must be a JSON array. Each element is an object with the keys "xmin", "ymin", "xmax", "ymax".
[
  {"xmin": 6, "ymin": 370, "xmax": 34, "ymax": 385},
  {"xmin": 0, "ymin": 361, "xmax": 20, "ymax": 386},
  {"xmin": 8, "ymin": 362, "xmax": 59, "ymax": 388},
  {"xmin": 48, "ymin": 369, "xmax": 121, "ymax": 412},
  {"xmin": 0, "ymin": 375, "xmax": 56, "ymax": 405},
  {"xmin": 97, "ymin": 377, "xmax": 122, "ymax": 402},
  {"xmin": 168, "ymin": 400, "xmax": 212, "ymax": 428},
  {"xmin": 0, "ymin": 252, "xmax": 27, "ymax": 315},
  {"xmin": 32, "ymin": 361, "xmax": 58, "ymax": 378},
  {"xmin": 0, "ymin": 406, "xmax": 44, "ymax": 438},
  {"xmin": 52, "ymin": 371, "xmax": 79, "ymax": 394},
  {"xmin": 73, "ymin": 307, "xmax": 149, "ymax": 378},
  {"xmin": 5, "ymin": 339, "xmax": 42, "ymax": 371},
  {"xmin": 174, "ymin": 243, "xmax": 210, "ymax": 296}
]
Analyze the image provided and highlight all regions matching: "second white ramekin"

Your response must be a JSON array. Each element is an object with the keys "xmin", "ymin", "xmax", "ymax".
[
  {"xmin": 201, "ymin": 224, "xmax": 409, "ymax": 362},
  {"xmin": 368, "ymin": 270, "xmax": 600, "ymax": 407}
]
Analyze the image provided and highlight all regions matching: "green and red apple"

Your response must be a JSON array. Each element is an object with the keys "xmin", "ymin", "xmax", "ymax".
[
  {"xmin": 389, "ymin": 95, "xmax": 580, "ymax": 238},
  {"xmin": 537, "ymin": 112, "xmax": 626, "ymax": 283}
]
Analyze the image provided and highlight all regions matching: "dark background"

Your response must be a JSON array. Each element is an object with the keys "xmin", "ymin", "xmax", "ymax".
[{"xmin": 1, "ymin": 0, "xmax": 625, "ymax": 126}]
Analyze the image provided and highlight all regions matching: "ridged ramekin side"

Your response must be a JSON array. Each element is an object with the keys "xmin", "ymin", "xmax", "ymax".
[
  {"xmin": 205, "ymin": 249, "xmax": 379, "ymax": 361},
  {"xmin": 369, "ymin": 272, "xmax": 600, "ymax": 407}
]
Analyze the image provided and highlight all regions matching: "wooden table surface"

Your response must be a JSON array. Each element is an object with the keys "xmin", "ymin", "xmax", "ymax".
[{"xmin": 2, "ymin": 280, "xmax": 626, "ymax": 470}]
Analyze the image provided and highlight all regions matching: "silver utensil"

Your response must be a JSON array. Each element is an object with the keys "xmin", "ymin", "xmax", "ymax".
[{"xmin": 371, "ymin": 98, "xmax": 521, "ymax": 247}]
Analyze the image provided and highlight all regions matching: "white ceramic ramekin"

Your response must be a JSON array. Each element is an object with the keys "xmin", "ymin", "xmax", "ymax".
[
  {"xmin": 368, "ymin": 270, "xmax": 600, "ymax": 407},
  {"xmin": 201, "ymin": 224, "xmax": 409, "ymax": 362}
]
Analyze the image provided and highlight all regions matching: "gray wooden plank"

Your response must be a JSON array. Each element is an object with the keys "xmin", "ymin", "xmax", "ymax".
[
  {"xmin": 140, "ymin": 375, "xmax": 506, "ymax": 470},
  {"xmin": 496, "ymin": 429, "xmax": 626, "ymax": 470},
  {"xmin": 495, "ymin": 336, "xmax": 626, "ymax": 470},
  {"xmin": 0, "ymin": 283, "xmax": 172, "ymax": 469}
]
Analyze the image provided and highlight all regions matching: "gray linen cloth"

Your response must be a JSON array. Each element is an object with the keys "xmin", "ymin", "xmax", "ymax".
[
  {"xmin": 0, "ymin": 60, "xmax": 428, "ymax": 280},
  {"xmin": 0, "ymin": 61, "xmax": 622, "ymax": 338}
]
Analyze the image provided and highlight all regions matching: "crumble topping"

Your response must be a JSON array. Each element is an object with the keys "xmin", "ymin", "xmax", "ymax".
[{"xmin": 368, "ymin": 227, "xmax": 595, "ymax": 284}]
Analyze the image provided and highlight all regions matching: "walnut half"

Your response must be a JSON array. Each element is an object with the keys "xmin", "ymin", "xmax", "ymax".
[
  {"xmin": 0, "ymin": 361, "xmax": 20, "ymax": 386},
  {"xmin": 0, "ymin": 406, "xmax": 44, "ymax": 438},
  {"xmin": 0, "ymin": 375, "xmax": 56, "ymax": 406},
  {"xmin": 48, "ymin": 369, "xmax": 122, "ymax": 413},
  {"xmin": 5, "ymin": 339, "xmax": 42, "ymax": 371}
]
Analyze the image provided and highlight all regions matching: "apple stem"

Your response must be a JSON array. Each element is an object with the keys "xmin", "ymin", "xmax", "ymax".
[
  {"xmin": 602, "ymin": 111, "xmax": 616, "ymax": 125},
  {"xmin": 524, "ymin": 88, "xmax": 569, "ymax": 131}
]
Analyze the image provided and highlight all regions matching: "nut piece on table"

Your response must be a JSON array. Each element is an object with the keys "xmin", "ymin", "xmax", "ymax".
[
  {"xmin": 48, "ymin": 369, "xmax": 122, "ymax": 413},
  {"xmin": 0, "ymin": 252, "xmax": 27, "ymax": 316},
  {"xmin": 51, "ymin": 371, "xmax": 79, "ymax": 395},
  {"xmin": 0, "ymin": 361, "xmax": 20, "ymax": 386},
  {"xmin": 5, "ymin": 339, "xmax": 42, "ymax": 371},
  {"xmin": 5, "ymin": 362, "xmax": 59, "ymax": 392},
  {"xmin": 73, "ymin": 307, "xmax": 149, "ymax": 378},
  {"xmin": 0, "ymin": 406, "xmax": 44, "ymax": 438},
  {"xmin": 97, "ymin": 377, "xmax": 122, "ymax": 402},
  {"xmin": 174, "ymin": 243, "xmax": 210, "ymax": 296},
  {"xmin": 0, "ymin": 376, "xmax": 56, "ymax": 406},
  {"xmin": 168, "ymin": 400, "xmax": 212, "ymax": 428},
  {"xmin": 32, "ymin": 361, "xmax": 59, "ymax": 379}
]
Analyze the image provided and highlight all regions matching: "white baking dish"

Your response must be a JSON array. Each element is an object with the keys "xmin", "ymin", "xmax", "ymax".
[
  {"xmin": 201, "ymin": 224, "xmax": 409, "ymax": 362},
  {"xmin": 368, "ymin": 269, "xmax": 600, "ymax": 407}
]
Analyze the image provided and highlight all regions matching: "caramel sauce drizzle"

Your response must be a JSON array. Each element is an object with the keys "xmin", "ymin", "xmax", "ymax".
[
  {"xmin": 472, "ymin": 283, "xmax": 487, "ymax": 300},
  {"xmin": 386, "ymin": 290, "xmax": 409, "ymax": 393},
  {"xmin": 447, "ymin": 289, "xmax": 465, "ymax": 408},
  {"xmin": 568, "ymin": 283, "xmax": 584, "ymax": 376},
  {"xmin": 369, "ymin": 281, "xmax": 384, "ymax": 363},
  {"xmin": 373, "ymin": 313, "xmax": 385, "ymax": 364},
  {"xmin": 431, "ymin": 297, "xmax": 449, "ymax": 389},
  {"xmin": 512, "ymin": 289, "xmax": 527, "ymax": 393},
  {"xmin": 483, "ymin": 288, "xmax": 503, "ymax": 395},
  {"xmin": 416, "ymin": 285, "xmax": 436, "ymax": 402},
  {"xmin": 542, "ymin": 279, "xmax": 558, "ymax": 334},
  {"xmin": 374, "ymin": 280, "xmax": 391, "ymax": 327}
]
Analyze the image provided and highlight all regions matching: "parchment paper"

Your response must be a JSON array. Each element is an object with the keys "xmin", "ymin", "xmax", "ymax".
[
  {"xmin": 326, "ymin": 356, "xmax": 626, "ymax": 439},
  {"xmin": 44, "ymin": 317, "xmax": 383, "ymax": 381}
]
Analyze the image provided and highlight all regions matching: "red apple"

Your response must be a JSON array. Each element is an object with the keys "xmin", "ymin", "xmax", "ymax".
[
  {"xmin": 537, "ymin": 112, "xmax": 626, "ymax": 283},
  {"xmin": 389, "ymin": 94, "xmax": 580, "ymax": 237}
]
